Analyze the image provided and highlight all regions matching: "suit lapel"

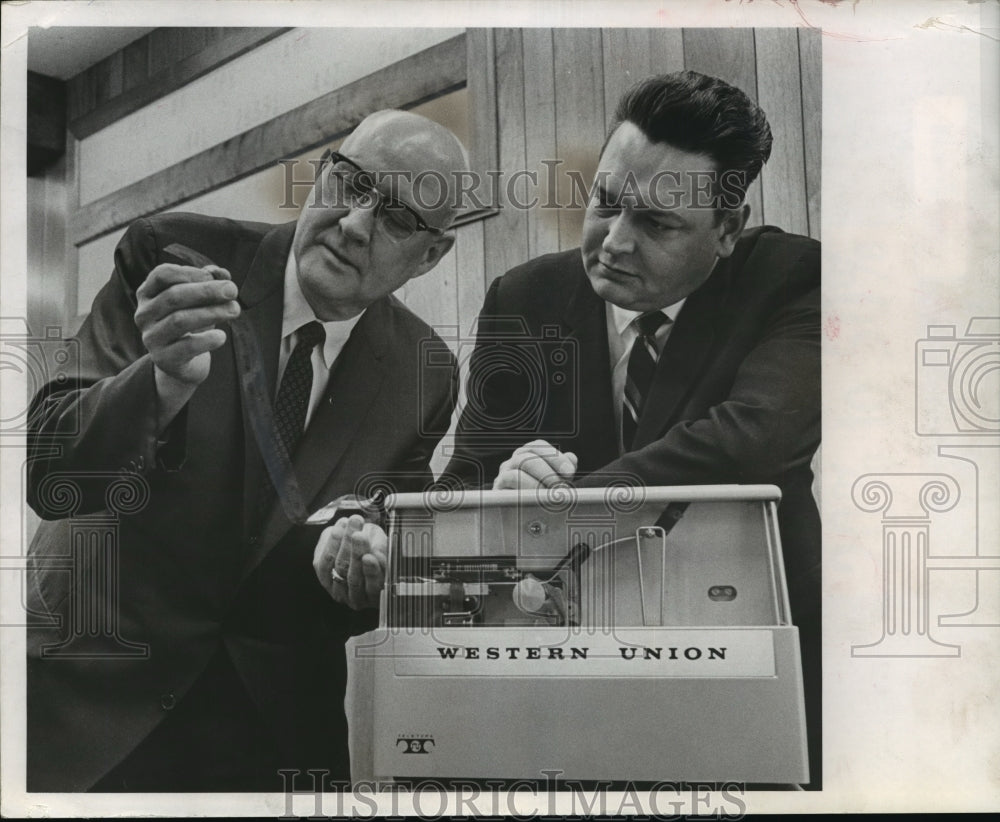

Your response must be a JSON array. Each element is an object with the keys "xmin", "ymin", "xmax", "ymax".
[
  {"xmin": 286, "ymin": 301, "xmax": 389, "ymax": 511},
  {"xmin": 633, "ymin": 260, "xmax": 732, "ymax": 448},
  {"xmin": 563, "ymin": 264, "xmax": 619, "ymax": 471},
  {"xmin": 232, "ymin": 222, "xmax": 294, "ymax": 541},
  {"xmin": 251, "ymin": 299, "xmax": 391, "ymax": 565}
]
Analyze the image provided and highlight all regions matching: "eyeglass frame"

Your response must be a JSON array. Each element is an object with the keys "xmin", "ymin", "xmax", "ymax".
[{"xmin": 317, "ymin": 148, "xmax": 447, "ymax": 241}]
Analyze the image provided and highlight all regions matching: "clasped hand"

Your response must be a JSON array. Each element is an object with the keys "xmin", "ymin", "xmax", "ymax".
[
  {"xmin": 134, "ymin": 262, "xmax": 241, "ymax": 388},
  {"xmin": 311, "ymin": 439, "xmax": 576, "ymax": 610},
  {"xmin": 492, "ymin": 439, "xmax": 579, "ymax": 489},
  {"xmin": 312, "ymin": 515, "xmax": 387, "ymax": 610}
]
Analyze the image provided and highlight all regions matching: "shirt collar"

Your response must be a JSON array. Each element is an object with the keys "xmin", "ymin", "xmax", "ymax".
[
  {"xmin": 607, "ymin": 257, "xmax": 722, "ymax": 337},
  {"xmin": 282, "ymin": 249, "xmax": 364, "ymax": 367},
  {"xmin": 609, "ymin": 298, "xmax": 687, "ymax": 338}
]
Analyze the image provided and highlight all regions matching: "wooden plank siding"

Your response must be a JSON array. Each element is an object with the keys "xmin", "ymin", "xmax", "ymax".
[
  {"xmin": 69, "ymin": 26, "xmax": 819, "ymax": 397},
  {"xmin": 482, "ymin": 29, "xmax": 530, "ymax": 289},
  {"xmin": 521, "ymin": 28, "xmax": 560, "ymax": 262},
  {"xmin": 681, "ymin": 28, "xmax": 765, "ymax": 229},
  {"xmin": 69, "ymin": 28, "xmax": 290, "ymax": 139},
  {"xmin": 69, "ymin": 35, "xmax": 468, "ymax": 248},
  {"xmin": 601, "ymin": 28, "xmax": 685, "ymax": 128},
  {"xmin": 798, "ymin": 28, "xmax": 822, "ymax": 240},
  {"xmin": 552, "ymin": 28, "xmax": 605, "ymax": 254},
  {"xmin": 451, "ymin": 26, "xmax": 818, "ymax": 331},
  {"xmin": 756, "ymin": 28, "xmax": 809, "ymax": 236}
]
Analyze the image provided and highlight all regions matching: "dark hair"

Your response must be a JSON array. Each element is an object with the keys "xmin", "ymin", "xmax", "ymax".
[{"xmin": 607, "ymin": 70, "xmax": 773, "ymax": 205}]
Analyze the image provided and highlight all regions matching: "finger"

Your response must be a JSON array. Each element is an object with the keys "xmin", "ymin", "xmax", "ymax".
[
  {"xmin": 519, "ymin": 439, "xmax": 557, "ymax": 451},
  {"xmin": 493, "ymin": 468, "xmax": 540, "ymax": 491},
  {"xmin": 556, "ymin": 452, "xmax": 577, "ymax": 477},
  {"xmin": 136, "ymin": 280, "xmax": 240, "ymax": 326},
  {"xmin": 510, "ymin": 442, "xmax": 576, "ymax": 477},
  {"xmin": 137, "ymin": 264, "xmax": 221, "ymax": 300},
  {"xmin": 313, "ymin": 521, "xmax": 348, "ymax": 581},
  {"xmin": 346, "ymin": 523, "xmax": 386, "ymax": 608},
  {"xmin": 319, "ymin": 519, "xmax": 353, "ymax": 603},
  {"xmin": 345, "ymin": 535, "xmax": 367, "ymax": 609},
  {"xmin": 205, "ymin": 265, "xmax": 231, "ymax": 281},
  {"xmin": 358, "ymin": 522, "xmax": 388, "ymax": 557},
  {"xmin": 333, "ymin": 515, "xmax": 365, "ymax": 580},
  {"xmin": 510, "ymin": 451, "xmax": 566, "ymax": 487},
  {"xmin": 140, "ymin": 303, "xmax": 241, "ymax": 350},
  {"xmin": 361, "ymin": 553, "xmax": 384, "ymax": 605},
  {"xmin": 507, "ymin": 444, "xmax": 573, "ymax": 479},
  {"xmin": 511, "ymin": 442, "xmax": 563, "ymax": 460},
  {"xmin": 152, "ymin": 328, "xmax": 229, "ymax": 368},
  {"xmin": 496, "ymin": 442, "xmax": 555, "ymax": 473}
]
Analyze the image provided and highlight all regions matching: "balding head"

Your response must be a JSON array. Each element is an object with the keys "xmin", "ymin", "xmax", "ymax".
[
  {"xmin": 292, "ymin": 109, "xmax": 469, "ymax": 320},
  {"xmin": 341, "ymin": 109, "xmax": 471, "ymax": 229}
]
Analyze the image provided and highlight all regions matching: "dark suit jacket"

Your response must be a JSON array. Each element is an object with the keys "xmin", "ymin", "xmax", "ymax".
[
  {"xmin": 446, "ymin": 226, "xmax": 820, "ymax": 624},
  {"xmin": 25, "ymin": 213, "xmax": 457, "ymax": 791}
]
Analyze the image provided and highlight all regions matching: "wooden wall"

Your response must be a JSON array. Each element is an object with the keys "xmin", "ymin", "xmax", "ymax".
[
  {"xmin": 66, "ymin": 28, "xmax": 289, "ymax": 139},
  {"xmin": 393, "ymin": 27, "xmax": 822, "ymax": 473},
  {"xmin": 403, "ymin": 26, "xmax": 822, "ymax": 362},
  {"xmin": 58, "ymin": 27, "xmax": 819, "ymax": 343},
  {"xmin": 36, "ymin": 26, "xmax": 819, "ymax": 474}
]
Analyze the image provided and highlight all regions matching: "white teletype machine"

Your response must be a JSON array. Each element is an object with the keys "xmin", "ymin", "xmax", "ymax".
[{"xmin": 347, "ymin": 485, "xmax": 809, "ymax": 785}]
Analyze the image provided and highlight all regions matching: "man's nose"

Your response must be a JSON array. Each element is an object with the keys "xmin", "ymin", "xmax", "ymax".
[
  {"xmin": 602, "ymin": 212, "xmax": 636, "ymax": 255},
  {"xmin": 338, "ymin": 196, "xmax": 378, "ymax": 243}
]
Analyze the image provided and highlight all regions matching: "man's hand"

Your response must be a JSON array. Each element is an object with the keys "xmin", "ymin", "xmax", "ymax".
[
  {"xmin": 312, "ymin": 514, "xmax": 387, "ymax": 610},
  {"xmin": 134, "ymin": 263, "xmax": 241, "ymax": 428},
  {"xmin": 493, "ymin": 439, "xmax": 578, "ymax": 490}
]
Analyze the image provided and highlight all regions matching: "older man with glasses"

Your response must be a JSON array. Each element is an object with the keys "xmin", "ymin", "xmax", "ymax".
[{"xmin": 25, "ymin": 110, "xmax": 468, "ymax": 792}]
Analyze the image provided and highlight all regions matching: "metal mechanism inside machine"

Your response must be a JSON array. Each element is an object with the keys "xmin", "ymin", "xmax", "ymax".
[{"xmin": 390, "ymin": 541, "xmax": 592, "ymax": 628}]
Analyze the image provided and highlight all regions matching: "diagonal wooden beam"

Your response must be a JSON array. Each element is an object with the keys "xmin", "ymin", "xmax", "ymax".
[
  {"xmin": 69, "ymin": 28, "xmax": 292, "ymax": 140},
  {"xmin": 70, "ymin": 33, "xmax": 468, "ymax": 248}
]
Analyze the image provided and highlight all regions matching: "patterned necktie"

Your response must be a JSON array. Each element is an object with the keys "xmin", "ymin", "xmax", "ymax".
[
  {"xmin": 273, "ymin": 320, "xmax": 326, "ymax": 458},
  {"xmin": 622, "ymin": 311, "xmax": 670, "ymax": 450}
]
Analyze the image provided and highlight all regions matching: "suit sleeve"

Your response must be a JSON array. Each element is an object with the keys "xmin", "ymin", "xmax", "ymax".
[
  {"xmin": 26, "ymin": 218, "xmax": 187, "ymax": 519},
  {"xmin": 442, "ymin": 278, "xmax": 536, "ymax": 487},
  {"xmin": 400, "ymin": 351, "xmax": 460, "ymax": 490},
  {"xmin": 577, "ymin": 283, "xmax": 820, "ymax": 488}
]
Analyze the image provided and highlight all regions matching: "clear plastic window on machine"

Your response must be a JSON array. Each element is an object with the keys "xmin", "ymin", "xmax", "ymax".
[{"xmin": 383, "ymin": 488, "xmax": 786, "ymax": 630}]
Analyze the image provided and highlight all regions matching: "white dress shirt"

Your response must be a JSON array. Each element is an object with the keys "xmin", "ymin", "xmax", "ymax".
[
  {"xmin": 277, "ymin": 251, "xmax": 364, "ymax": 430},
  {"xmin": 606, "ymin": 298, "xmax": 687, "ymax": 454}
]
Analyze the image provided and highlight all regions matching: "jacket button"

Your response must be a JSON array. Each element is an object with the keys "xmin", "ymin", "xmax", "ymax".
[
  {"xmin": 160, "ymin": 692, "xmax": 176, "ymax": 711},
  {"xmin": 249, "ymin": 535, "xmax": 259, "ymax": 547}
]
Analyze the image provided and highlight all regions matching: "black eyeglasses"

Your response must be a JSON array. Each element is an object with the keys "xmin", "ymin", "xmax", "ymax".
[{"xmin": 319, "ymin": 149, "xmax": 445, "ymax": 242}]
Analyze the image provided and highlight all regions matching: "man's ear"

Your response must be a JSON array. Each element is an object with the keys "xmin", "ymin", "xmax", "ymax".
[
  {"xmin": 410, "ymin": 232, "xmax": 456, "ymax": 280},
  {"xmin": 715, "ymin": 204, "xmax": 750, "ymax": 259}
]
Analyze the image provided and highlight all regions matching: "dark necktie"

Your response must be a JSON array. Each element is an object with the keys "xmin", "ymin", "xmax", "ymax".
[
  {"xmin": 622, "ymin": 311, "xmax": 670, "ymax": 450},
  {"xmin": 273, "ymin": 320, "xmax": 326, "ymax": 459}
]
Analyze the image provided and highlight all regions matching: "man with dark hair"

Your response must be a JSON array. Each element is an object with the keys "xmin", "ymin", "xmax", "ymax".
[
  {"xmin": 26, "ymin": 110, "xmax": 467, "ymax": 792},
  {"xmin": 446, "ymin": 71, "xmax": 821, "ymax": 787}
]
